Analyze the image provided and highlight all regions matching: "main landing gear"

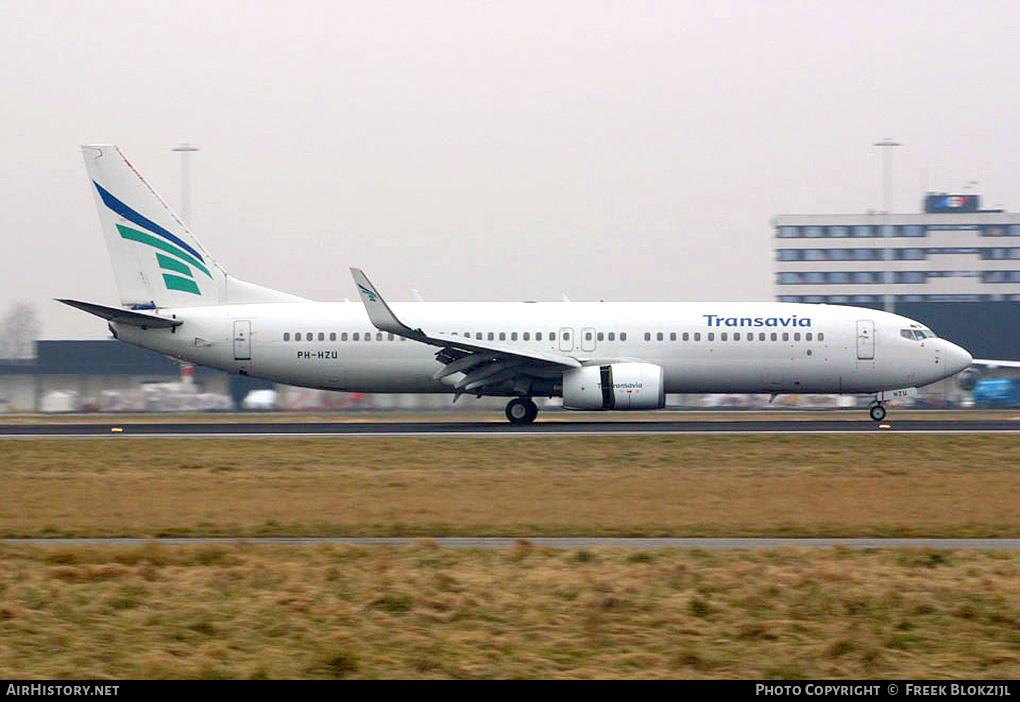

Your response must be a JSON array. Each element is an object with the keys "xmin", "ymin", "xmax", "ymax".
[
  {"xmin": 505, "ymin": 397, "xmax": 539, "ymax": 425},
  {"xmin": 869, "ymin": 402, "xmax": 887, "ymax": 422}
]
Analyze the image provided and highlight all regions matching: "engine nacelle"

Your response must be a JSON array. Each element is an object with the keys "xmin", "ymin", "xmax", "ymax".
[
  {"xmin": 562, "ymin": 363, "xmax": 665, "ymax": 410},
  {"xmin": 957, "ymin": 368, "xmax": 981, "ymax": 392}
]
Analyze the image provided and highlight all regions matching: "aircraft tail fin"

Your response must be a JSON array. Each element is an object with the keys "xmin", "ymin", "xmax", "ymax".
[{"xmin": 81, "ymin": 145, "xmax": 305, "ymax": 309}]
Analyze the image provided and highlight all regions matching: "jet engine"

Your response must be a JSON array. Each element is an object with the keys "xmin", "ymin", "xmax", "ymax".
[
  {"xmin": 957, "ymin": 367, "xmax": 981, "ymax": 392},
  {"xmin": 562, "ymin": 363, "xmax": 665, "ymax": 410}
]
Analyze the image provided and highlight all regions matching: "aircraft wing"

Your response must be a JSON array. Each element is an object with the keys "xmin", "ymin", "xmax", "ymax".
[
  {"xmin": 971, "ymin": 359, "xmax": 1020, "ymax": 369},
  {"xmin": 351, "ymin": 268, "xmax": 581, "ymax": 396}
]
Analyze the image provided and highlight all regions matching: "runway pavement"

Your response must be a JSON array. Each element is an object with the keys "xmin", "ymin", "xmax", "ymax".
[
  {"xmin": 2, "ymin": 537, "xmax": 1019, "ymax": 549},
  {"xmin": 1, "ymin": 418, "xmax": 1019, "ymax": 437}
]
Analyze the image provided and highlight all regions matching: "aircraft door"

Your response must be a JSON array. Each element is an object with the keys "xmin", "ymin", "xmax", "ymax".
[
  {"xmin": 233, "ymin": 320, "xmax": 252, "ymax": 361},
  {"xmin": 581, "ymin": 327, "xmax": 596, "ymax": 352},
  {"xmin": 559, "ymin": 328, "xmax": 574, "ymax": 352},
  {"xmin": 856, "ymin": 320, "xmax": 875, "ymax": 360}
]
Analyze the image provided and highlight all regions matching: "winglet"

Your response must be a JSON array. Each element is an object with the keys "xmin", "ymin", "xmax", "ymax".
[{"xmin": 350, "ymin": 268, "xmax": 424, "ymax": 339}]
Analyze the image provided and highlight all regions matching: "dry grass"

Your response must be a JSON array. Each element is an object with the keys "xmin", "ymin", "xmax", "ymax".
[
  {"xmin": 0, "ymin": 542, "xmax": 1017, "ymax": 679},
  {"xmin": 0, "ymin": 435, "xmax": 1018, "ymax": 538}
]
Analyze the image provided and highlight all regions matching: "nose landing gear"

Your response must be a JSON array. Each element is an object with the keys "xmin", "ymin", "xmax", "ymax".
[
  {"xmin": 506, "ymin": 397, "xmax": 539, "ymax": 425},
  {"xmin": 869, "ymin": 402, "xmax": 887, "ymax": 422}
]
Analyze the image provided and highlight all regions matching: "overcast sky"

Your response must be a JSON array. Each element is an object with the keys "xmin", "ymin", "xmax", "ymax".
[{"xmin": 4, "ymin": 1, "xmax": 1020, "ymax": 339}]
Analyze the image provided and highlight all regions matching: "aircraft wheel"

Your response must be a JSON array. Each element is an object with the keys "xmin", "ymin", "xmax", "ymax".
[
  {"xmin": 869, "ymin": 403, "xmax": 887, "ymax": 422},
  {"xmin": 506, "ymin": 397, "xmax": 538, "ymax": 425}
]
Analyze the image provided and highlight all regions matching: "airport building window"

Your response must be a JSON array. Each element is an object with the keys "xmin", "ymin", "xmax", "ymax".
[
  {"xmin": 804, "ymin": 226, "xmax": 824, "ymax": 238},
  {"xmin": 852, "ymin": 225, "xmax": 873, "ymax": 237},
  {"xmin": 777, "ymin": 226, "xmax": 799, "ymax": 238},
  {"xmin": 899, "ymin": 225, "xmax": 925, "ymax": 237},
  {"xmin": 828, "ymin": 226, "xmax": 849, "ymax": 237}
]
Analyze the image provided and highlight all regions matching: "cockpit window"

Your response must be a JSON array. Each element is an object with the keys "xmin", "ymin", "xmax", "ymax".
[{"xmin": 902, "ymin": 328, "xmax": 937, "ymax": 340}]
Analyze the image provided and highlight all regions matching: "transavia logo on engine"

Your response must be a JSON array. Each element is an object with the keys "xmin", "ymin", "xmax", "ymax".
[{"xmin": 703, "ymin": 314, "xmax": 812, "ymax": 328}]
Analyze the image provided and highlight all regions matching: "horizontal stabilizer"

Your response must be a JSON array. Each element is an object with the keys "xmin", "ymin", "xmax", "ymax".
[{"xmin": 57, "ymin": 299, "xmax": 182, "ymax": 329}]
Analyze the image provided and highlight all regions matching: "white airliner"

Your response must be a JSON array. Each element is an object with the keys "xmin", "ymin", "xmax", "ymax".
[{"xmin": 62, "ymin": 145, "xmax": 974, "ymax": 424}]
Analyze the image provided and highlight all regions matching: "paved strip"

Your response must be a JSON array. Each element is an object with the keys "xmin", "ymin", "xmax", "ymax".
[
  {"xmin": 2, "ymin": 419, "xmax": 1019, "ymax": 437},
  {"xmin": 3, "ymin": 538, "xmax": 1019, "ymax": 550}
]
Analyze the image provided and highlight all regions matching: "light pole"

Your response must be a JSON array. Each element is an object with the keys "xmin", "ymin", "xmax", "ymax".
[
  {"xmin": 874, "ymin": 139, "xmax": 901, "ymax": 313},
  {"xmin": 172, "ymin": 143, "xmax": 199, "ymax": 228}
]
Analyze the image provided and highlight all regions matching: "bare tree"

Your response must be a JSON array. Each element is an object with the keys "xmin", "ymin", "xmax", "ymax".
[{"xmin": 2, "ymin": 301, "xmax": 40, "ymax": 359}]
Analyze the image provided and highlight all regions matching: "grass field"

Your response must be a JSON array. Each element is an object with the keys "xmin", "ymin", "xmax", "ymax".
[
  {"xmin": 0, "ymin": 542, "xmax": 1017, "ymax": 679},
  {"xmin": 1, "ymin": 432, "xmax": 1018, "ymax": 679},
  {"xmin": 0, "ymin": 435, "xmax": 1018, "ymax": 538}
]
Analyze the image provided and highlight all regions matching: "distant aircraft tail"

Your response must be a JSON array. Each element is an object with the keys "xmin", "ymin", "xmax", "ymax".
[{"xmin": 82, "ymin": 145, "xmax": 304, "ymax": 309}]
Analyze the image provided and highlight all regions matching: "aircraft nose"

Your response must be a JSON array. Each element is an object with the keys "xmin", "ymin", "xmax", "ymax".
[{"xmin": 943, "ymin": 341, "xmax": 973, "ymax": 375}]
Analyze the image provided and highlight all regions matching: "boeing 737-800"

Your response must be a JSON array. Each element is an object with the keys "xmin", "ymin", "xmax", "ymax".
[{"xmin": 62, "ymin": 145, "xmax": 974, "ymax": 424}]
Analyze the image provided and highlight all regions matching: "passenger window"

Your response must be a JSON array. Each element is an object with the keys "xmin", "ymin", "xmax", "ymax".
[
  {"xmin": 539, "ymin": 332, "xmax": 545, "ymax": 341},
  {"xmin": 759, "ymin": 333, "xmax": 766, "ymax": 341},
  {"xmin": 330, "ymin": 332, "xmax": 336, "ymax": 341},
  {"xmin": 341, "ymin": 332, "xmax": 348, "ymax": 341},
  {"xmin": 499, "ymin": 332, "xmax": 506, "ymax": 341},
  {"xmin": 734, "ymin": 332, "xmax": 740, "ymax": 341},
  {"xmin": 782, "ymin": 333, "xmax": 789, "ymax": 341},
  {"xmin": 318, "ymin": 332, "xmax": 325, "ymax": 341},
  {"xmin": 563, "ymin": 332, "xmax": 570, "ymax": 340},
  {"xmin": 511, "ymin": 332, "xmax": 518, "ymax": 341},
  {"xmin": 476, "ymin": 333, "xmax": 483, "ymax": 340},
  {"xmin": 645, "ymin": 333, "xmax": 651, "ymax": 341},
  {"xmin": 682, "ymin": 332, "xmax": 689, "ymax": 341},
  {"xmin": 353, "ymin": 333, "xmax": 359, "ymax": 341},
  {"xmin": 669, "ymin": 332, "xmax": 676, "ymax": 341},
  {"xmin": 806, "ymin": 333, "xmax": 812, "ymax": 341},
  {"xmin": 771, "ymin": 333, "xmax": 777, "ymax": 341},
  {"xmin": 794, "ymin": 333, "xmax": 800, "ymax": 341},
  {"xmin": 694, "ymin": 333, "xmax": 701, "ymax": 341},
  {"xmin": 721, "ymin": 333, "xmax": 727, "ymax": 341},
  {"xmin": 818, "ymin": 333, "xmax": 825, "ymax": 341},
  {"xmin": 524, "ymin": 332, "xmax": 530, "ymax": 341},
  {"xmin": 388, "ymin": 333, "xmax": 395, "ymax": 341},
  {"xmin": 597, "ymin": 332, "xmax": 604, "ymax": 341},
  {"xmin": 708, "ymin": 333, "xmax": 714, "ymax": 341},
  {"xmin": 488, "ymin": 332, "xmax": 495, "ymax": 341},
  {"xmin": 295, "ymin": 333, "xmax": 302, "ymax": 341},
  {"xmin": 283, "ymin": 332, "xmax": 290, "ymax": 341},
  {"xmin": 620, "ymin": 333, "xmax": 627, "ymax": 341},
  {"xmin": 608, "ymin": 332, "xmax": 614, "ymax": 341},
  {"xmin": 656, "ymin": 332, "xmax": 663, "ymax": 341},
  {"xmin": 307, "ymin": 332, "xmax": 312, "ymax": 340}
]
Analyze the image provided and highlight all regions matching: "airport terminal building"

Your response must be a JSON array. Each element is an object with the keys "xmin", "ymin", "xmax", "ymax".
[{"xmin": 773, "ymin": 193, "xmax": 1020, "ymax": 360}]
